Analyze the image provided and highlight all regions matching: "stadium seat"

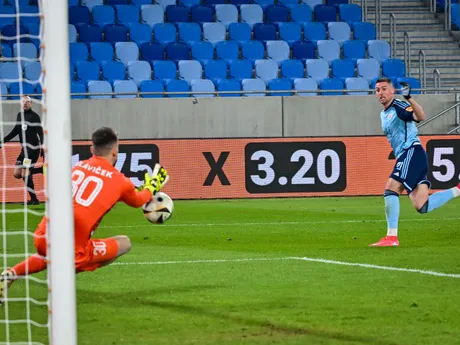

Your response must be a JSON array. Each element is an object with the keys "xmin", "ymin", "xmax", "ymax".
[
  {"xmin": 70, "ymin": 42, "xmax": 89, "ymax": 63},
  {"xmin": 253, "ymin": 0, "xmax": 275, "ymax": 10},
  {"xmin": 191, "ymin": 5, "xmax": 214, "ymax": 23},
  {"xmin": 228, "ymin": 22, "xmax": 252, "ymax": 45},
  {"xmin": 76, "ymin": 61, "xmax": 101, "ymax": 84},
  {"xmin": 104, "ymin": 24, "xmax": 128, "ymax": 44},
  {"xmin": 130, "ymin": 23, "xmax": 153, "ymax": 46},
  {"xmin": 34, "ymin": 83, "xmax": 42, "ymax": 99},
  {"xmin": 178, "ymin": 60, "xmax": 202, "ymax": 84},
  {"xmin": 2, "ymin": 25, "xmax": 29, "ymax": 47},
  {"xmin": 203, "ymin": 22, "xmax": 226, "ymax": 46},
  {"xmin": 106, "ymin": 0, "xmax": 130, "ymax": 4},
  {"xmin": 0, "ymin": 82, "xmax": 7, "ymax": 100},
  {"xmin": 343, "ymin": 40, "xmax": 365, "ymax": 63},
  {"xmin": 353, "ymin": 22, "xmax": 376, "ymax": 43},
  {"xmin": 266, "ymin": 40, "xmax": 290, "ymax": 65},
  {"xmin": 141, "ymin": 5, "xmax": 165, "ymax": 27},
  {"xmin": 90, "ymin": 42, "xmax": 114, "ymax": 66},
  {"xmin": 215, "ymin": 5, "xmax": 238, "ymax": 29},
  {"xmin": 331, "ymin": 59, "xmax": 355, "ymax": 81},
  {"xmin": 290, "ymin": 4, "xmax": 313, "ymax": 25},
  {"xmin": 368, "ymin": 40, "xmax": 391, "ymax": 64},
  {"xmin": 345, "ymin": 77, "xmax": 369, "ymax": 95},
  {"xmin": 0, "ymin": 7, "xmax": 15, "ymax": 30},
  {"xmin": 268, "ymin": 78, "xmax": 292, "ymax": 96},
  {"xmin": 139, "ymin": 79, "xmax": 165, "ymax": 98},
  {"xmin": 153, "ymin": 60, "xmax": 177, "ymax": 81},
  {"xmin": 20, "ymin": 6, "xmax": 40, "ymax": 27},
  {"xmin": 13, "ymin": 43, "xmax": 37, "ymax": 67},
  {"xmin": 78, "ymin": 24, "xmax": 103, "ymax": 43},
  {"xmin": 280, "ymin": 59, "xmax": 304, "ymax": 81},
  {"xmin": 113, "ymin": 80, "xmax": 138, "ymax": 98},
  {"xmin": 115, "ymin": 5, "xmax": 140, "ymax": 28},
  {"xmin": 303, "ymin": 22, "xmax": 327, "ymax": 44},
  {"xmin": 87, "ymin": 80, "xmax": 112, "ymax": 99},
  {"xmin": 278, "ymin": 0, "xmax": 299, "ymax": 9},
  {"xmin": 303, "ymin": 0, "xmax": 322, "ymax": 10},
  {"xmin": 294, "ymin": 77, "xmax": 318, "ymax": 96},
  {"xmin": 140, "ymin": 42, "xmax": 164, "ymax": 61},
  {"xmin": 327, "ymin": 0, "xmax": 348, "ymax": 6},
  {"xmin": 69, "ymin": 24, "xmax": 77, "ymax": 43},
  {"xmin": 102, "ymin": 60, "xmax": 126, "ymax": 84},
  {"xmin": 339, "ymin": 4, "xmax": 362, "ymax": 28},
  {"xmin": 203, "ymin": 0, "xmax": 226, "ymax": 4},
  {"xmin": 70, "ymin": 81, "xmax": 87, "ymax": 99},
  {"xmin": 191, "ymin": 79, "xmax": 215, "ymax": 97},
  {"xmin": 278, "ymin": 22, "xmax": 302, "ymax": 47},
  {"xmin": 217, "ymin": 79, "xmax": 241, "ymax": 97},
  {"xmin": 165, "ymin": 5, "xmax": 189, "ymax": 23},
  {"xmin": 317, "ymin": 40, "xmax": 340, "ymax": 65},
  {"xmin": 240, "ymin": 4, "xmax": 264, "ymax": 28},
  {"xmin": 154, "ymin": 23, "xmax": 177, "ymax": 46},
  {"xmin": 396, "ymin": 77, "xmax": 421, "ymax": 95},
  {"xmin": 132, "ymin": 0, "xmax": 153, "ymax": 7},
  {"xmin": 242, "ymin": 78, "xmax": 266, "ymax": 97},
  {"xmin": 253, "ymin": 23, "xmax": 277, "ymax": 43},
  {"xmin": 69, "ymin": 6, "xmax": 91, "ymax": 26},
  {"xmin": 382, "ymin": 58, "xmax": 405, "ymax": 79},
  {"xmin": 92, "ymin": 5, "xmax": 115, "ymax": 28},
  {"xmin": 265, "ymin": 5, "xmax": 289, "ymax": 24},
  {"xmin": 328, "ymin": 22, "xmax": 351, "ymax": 46},
  {"xmin": 314, "ymin": 5, "xmax": 337, "ymax": 23},
  {"xmin": 452, "ymin": 4, "xmax": 459, "ymax": 29},
  {"xmin": 204, "ymin": 59, "xmax": 227, "ymax": 85},
  {"xmin": 241, "ymin": 40, "xmax": 264, "ymax": 65},
  {"xmin": 180, "ymin": 0, "xmax": 201, "ymax": 9},
  {"xmin": 128, "ymin": 60, "xmax": 152, "ymax": 86},
  {"xmin": 178, "ymin": 22, "xmax": 202, "ymax": 46},
  {"xmin": 305, "ymin": 58, "xmax": 329, "ymax": 82},
  {"xmin": 191, "ymin": 41, "xmax": 214, "ymax": 65},
  {"xmin": 319, "ymin": 78, "xmax": 344, "ymax": 96},
  {"xmin": 157, "ymin": 0, "xmax": 176, "ymax": 10},
  {"xmin": 357, "ymin": 58, "xmax": 380, "ymax": 82},
  {"xmin": 115, "ymin": 42, "xmax": 139, "ymax": 67},
  {"xmin": 255, "ymin": 59, "xmax": 278, "ymax": 84},
  {"xmin": 230, "ymin": 0, "xmax": 251, "ymax": 6},
  {"xmin": 216, "ymin": 41, "xmax": 239, "ymax": 66},
  {"xmin": 165, "ymin": 42, "xmax": 190, "ymax": 63},
  {"xmin": 292, "ymin": 41, "xmax": 316, "ymax": 60},
  {"xmin": 229, "ymin": 59, "xmax": 253, "ymax": 81},
  {"xmin": 0, "ymin": 44, "xmax": 12, "ymax": 58},
  {"xmin": 81, "ymin": 0, "xmax": 103, "ymax": 11},
  {"xmin": 9, "ymin": 82, "xmax": 35, "ymax": 100},
  {"xmin": 24, "ymin": 61, "xmax": 41, "ymax": 83},
  {"xmin": 165, "ymin": 79, "xmax": 190, "ymax": 97}
]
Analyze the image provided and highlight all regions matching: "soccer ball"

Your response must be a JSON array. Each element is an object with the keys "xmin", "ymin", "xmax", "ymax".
[{"xmin": 142, "ymin": 192, "xmax": 174, "ymax": 224}]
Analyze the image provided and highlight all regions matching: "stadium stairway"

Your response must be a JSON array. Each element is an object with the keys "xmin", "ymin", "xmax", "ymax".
[{"xmin": 367, "ymin": 0, "xmax": 460, "ymax": 89}]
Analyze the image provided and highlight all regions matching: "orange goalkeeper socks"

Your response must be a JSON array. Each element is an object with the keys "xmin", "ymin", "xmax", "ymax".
[{"xmin": 12, "ymin": 254, "xmax": 47, "ymax": 277}]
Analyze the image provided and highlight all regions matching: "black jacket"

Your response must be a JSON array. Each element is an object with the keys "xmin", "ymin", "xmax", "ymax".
[{"xmin": 2, "ymin": 109, "xmax": 43, "ymax": 150}]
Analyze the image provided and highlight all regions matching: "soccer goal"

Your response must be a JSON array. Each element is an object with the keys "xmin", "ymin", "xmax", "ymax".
[{"xmin": 0, "ymin": 1, "xmax": 76, "ymax": 345}]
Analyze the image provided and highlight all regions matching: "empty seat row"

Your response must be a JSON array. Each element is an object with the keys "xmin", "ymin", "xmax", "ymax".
[
  {"xmin": 0, "ymin": 23, "xmax": 40, "ymax": 49},
  {"xmin": 0, "ymin": 61, "xmax": 41, "ymax": 84},
  {"xmin": 0, "ymin": 5, "xmax": 39, "ymax": 30}
]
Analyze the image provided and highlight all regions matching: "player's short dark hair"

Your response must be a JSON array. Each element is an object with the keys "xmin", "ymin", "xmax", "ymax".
[
  {"xmin": 91, "ymin": 127, "xmax": 118, "ymax": 156},
  {"xmin": 375, "ymin": 77, "xmax": 393, "ymax": 85}
]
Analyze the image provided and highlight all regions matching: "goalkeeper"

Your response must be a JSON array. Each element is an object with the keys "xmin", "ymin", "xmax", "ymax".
[
  {"xmin": 1, "ymin": 127, "xmax": 169, "ymax": 304},
  {"xmin": 370, "ymin": 78, "xmax": 460, "ymax": 247}
]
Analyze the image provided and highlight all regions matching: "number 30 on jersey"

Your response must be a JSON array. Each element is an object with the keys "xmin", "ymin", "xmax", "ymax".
[{"xmin": 72, "ymin": 170, "xmax": 104, "ymax": 207}]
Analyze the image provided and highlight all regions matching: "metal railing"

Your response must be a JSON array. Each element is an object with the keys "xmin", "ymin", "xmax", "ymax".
[
  {"xmin": 360, "ymin": 0, "xmax": 368, "ymax": 22},
  {"xmin": 418, "ymin": 50, "xmax": 426, "ymax": 93},
  {"xmin": 417, "ymin": 100, "xmax": 460, "ymax": 130},
  {"xmin": 434, "ymin": 68, "xmax": 442, "ymax": 91},
  {"xmin": 376, "ymin": 0, "xmax": 382, "ymax": 39},
  {"xmin": 389, "ymin": 14, "xmax": 397, "ymax": 58},
  {"xmin": 445, "ymin": 0, "xmax": 452, "ymax": 31},
  {"xmin": 403, "ymin": 32, "xmax": 411, "ymax": 77}
]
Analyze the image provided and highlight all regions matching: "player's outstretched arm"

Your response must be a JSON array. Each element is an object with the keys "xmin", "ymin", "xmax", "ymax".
[
  {"xmin": 121, "ymin": 180, "xmax": 153, "ymax": 208},
  {"xmin": 400, "ymin": 82, "xmax": 425, "ymax": 121}
]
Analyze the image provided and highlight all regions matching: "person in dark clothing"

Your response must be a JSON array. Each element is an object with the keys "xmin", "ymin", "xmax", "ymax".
[{"xmin": 1, "ymin": 96, "xmax": 44, "ymax": 205}]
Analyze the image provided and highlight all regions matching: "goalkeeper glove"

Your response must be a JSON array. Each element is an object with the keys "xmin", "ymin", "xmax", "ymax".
[
  {"xmin": 400, "ymin": 82, "xmax": 412, "ymax": 100},
  {"xmin": 137, "ymin": 163, "xmax": 169, "ymax": 195}
]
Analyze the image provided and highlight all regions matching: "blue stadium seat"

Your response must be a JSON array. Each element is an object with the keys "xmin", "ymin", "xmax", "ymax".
[
  {"xmin": 242, "ymin": 78, "xmax": 266, "ymax": 97},
  {"xmin": 191, "ymin": 79, "xmax": 215, "ymax": 97},
  {"xmin": 353, "ymin": 22, "xmax": 376, "ymax": 43},
  {"xmin": 139, "ymin": 79, "xmax": 165, "ymax": 98},
  {"xmin": 13, "ymin": 43, "xmax": 37, "ymax": 67},
  {"xmin": 319, "ymin": 77, "xmax": 344, "ymax": 96},
  {"xmin": 253, "ymin": 23, "xmax": 277, "ymax": 43},
  {"xmin": 81, "ymin": 0, "xmax": 103, "ymax": 11},
  {"xmin": 154, "ymin": 23, "xmax": 177, "ymax": 46},
  {"xmin": 19, "ymin": 6, "xmax": 40, "ymax": 27},
  {"xmin": 113, "ymin": 80, "xmax": 138, "ymax": 98},
  {"xmin": 291, "ymin": 4, "xmax": 313, "ymax": 25},
  {"xmin": 345, "ymin": 77, "xmax": 369, "ymax": 95},
  {"xmin": 305, "ymin": 58, "xmax": 329, "ymax": 82},
  {"xmin": 326, "ymin": 0, "xmax": 348, "ymax": 6},
  {"xmin": 165, "ymin": 79, "xmax": 190, "ymax": 97},
  {"xmin": 229, "ymin": 0, "xmax": 251, "ymax": 5},
  {"xmin": 203, "ymin": 22, "xmax": 226, "ymax": 46},
  {"xmin": 180, "ymin": 0, "xmax": 201, "ymax": 9},
  {"xmin": 92, "ymin": 5, "xmax": 116, "ymax": 28},
  {"xmin": 339, "ymin": 4, "xmax": 362, "ymax": 28},
  {"xmin": 115, "ymin": 41, "xmax": 139, "ymax": 66},
  {"xmin": 191, "ymin": 5, "xmax": 214, "ymax": 23},
  {"xmin": 266, "ymin": 5, "xmax": 289, "ymax": 24},
  {"xmin": 128, "ymin": 60, "xmax": 152, "ymax": 86},
  {"xmin": 253, "ymin": 0, "xmax": 274, "ymax": 10},
  {"xmin": 317, "ymin": 40, "xmax": 340, "ymax": 65},
  {"xmin": 279, "ymin": 22, "xmax": 302, "ymax": 47},
  {"xmin": 87, "ymin": 80, "xmax": 112, "ymax": 99},
  {"xmin": 268, "ymin": 78, "xmax": 292, "ymax": 96},
  {"xmin": 241, "ymin": 40, "xmax": 264, "ymax": 65},
  {"xmin": 178, "ymin": 22, "xmax": 202, "ymax": 46},
  {"xmin": 26, "ymin": 22, "xmax": 40, "ymax": 50},
  {"xmin": 140, "ymin": 41, "xmax": 164, "ymax": 61},
  {"xmin": 292, "ymin": 41, "xmax": 315, "ymax": 60},
  {"xmin": 0, "ymin": 7, "xmax": 15, "ymax": 29},
  {"xmin": 228, "ymin": 22, "xmax": 252, "ymax": 45},
  {"xmin": 78, "ymin": 24, "xmax": 102, "ymax": 43},
  {"xmin": 217, "ymin": 79, "xmax": 241, "ymax": 97},
  {"xmin": 153, "ymin": 60, "xmax": 177, "ymax": 81},
  {"xmin": 304, "ymin": 22, "xmax": 327, "ymax": 44},
  {"xmin": 157, "ymin": 0, "xmax": 176, "ymax": 10},
  {"xmin": 132, "ymin": 0, "xmax": 153, "ymax": 7},
  {"xmin": 278, "ymin": 0, "xmax": 299, "ymax": 9},
  {"xmin": 314, "ymin": 5, "xmax": 337, "ymax": 23},
  {"xmin": 34, "ymin": 83, "xmax": 42, "ymax": 99},
  {"xmin": 343, "ymin": 40, "xmax": 365, "ymax": 63},
  {"xmin": 240, "ymin": 4, "xmax": 263, "ymax": 28},
  {"xmin": 115, "ymin": 5, "xmax": 140, "ymax": 27},
  {"xmin": 141, "ymin": 5, "xmax": 165, "ymax": 27},
  {"xmin": 71, "ymin": 81, "xmax": 87, "ymax": 99},
  {"xmin": 229, "ymin": 59, "xmax": 252, "ymax": 81},
  {"xmin": 266, "ymin": 40, "xmax": 290, "ymax": 65},
  {"xmin": 165, "ymin": 5, "xmax": 189, "ymax": 23},
  {"xmin": 204, "ymin": 59, "xmax": 227, "ymax": 84},
  {"xmin": 69, "ymin": 24, "xmax": 77, "ymax": 43},
  {"xmin": 255, "ymin": 59, "xmax": 278, "ymax": 84},
  {"xmin": 104, "ymin": 24, "xmax": 128, "ymax": 43},
  {"xmin": 106, "ymin": 0, "xmax": 129, "ymax": 4},
  {"xmin": 396, "ymin": 77, "xmax": 421, "ymax": 95},
  {"xmin": 2, "ymin": 25, "xmax": 28, "ymax": 47},
  {"xmin": 357, "ymin": 58, "xmax": 380, "ymax": 82},
  {"xmin": 70, "ymin": 42, "xmax": 89, "ymax": 63},
  {"xmin": 24, "ymin": 61, "xmax": 41, "ymax": 83},
  {"xmin": 90, "ymin": 42, "xmax": 114, "ymax": 65},
  {"xmin": 452, "ymin": 4, "xmax": 459, "ymax": 29},
  {"xmin": 328, "ymin": 22, "xmax": 351, "ymax": 45},
  {"xmin": 102, "ymin": 60, "xmax": 126, "ymax": 84},
  {"xmin": 76, "ymin": 61, "xmax": 101, "ymax": 84},
  {"xmin": 166, "ymin": 42, "xmax": 190, "ymax": 62},
  {"xmin": 215, "ymin": 5, "xmax": 238, "ymax": 29},
  {"xmin": 130, "ymin": 23, "xmax": 153, "ymax": 45},
  {"xmin": 203, "ymin": 0, "xmax": 226, "ymax": 4},
  {"xmin": 331, "ymin": 59, "xmax": 355, "ymax": 81},
  {"xmin": 9, "ymin": 82, "xmax": 35, "ymax": 100},
  {"xmin": 280, "ymin": 59, "xmax": 304, "ymax": 81},
  {"xmin": 215, "ymin": 40, "xmax": 239, "ymax": 65},
  {"xmin": 382, "ymin": 58, "xmax": 405, "ymax": 79},
  {"xmin": 303, "ymin": 0, "xmax": 322, "ymax": 10},
  {"xmin": 368, "ymin": 40, "xmax": 390, "ymax": 64},
  {"xmin": 294, "ymin": 77, "xmax": 318, "ymax": 96},
  {"xmin": 69, "ymin": 6, "xmax": 91, "ymax": 26},
  {"xmin": 178, "ymin": 60, "xmax": 202, "ymax": 84},
  {"xmin": 0, "ymin": 82, "xmax": 7, "ymax": 100},
  {"xmin": 191, "ymin": 41, "xmax": 214, "ymax": 65},
  {"xmin": 0, "ymin": 44, "xmax": 12, "ymax": 58}
]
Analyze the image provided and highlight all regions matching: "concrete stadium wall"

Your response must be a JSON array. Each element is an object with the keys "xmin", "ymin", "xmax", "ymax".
[{"xmin": 0, "ymin": 94, "xmax": 458, "ymax": 139}]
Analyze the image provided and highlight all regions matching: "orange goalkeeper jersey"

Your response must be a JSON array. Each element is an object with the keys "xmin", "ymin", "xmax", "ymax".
[{"xmin": 35, "ymin": 156, "xmax": 152, "ymax": 250}]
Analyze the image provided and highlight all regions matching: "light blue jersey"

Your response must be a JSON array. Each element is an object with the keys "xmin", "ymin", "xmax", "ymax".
[{"xmin": 380, "ymin": 99, "xmax": 420, "ymax": 158}]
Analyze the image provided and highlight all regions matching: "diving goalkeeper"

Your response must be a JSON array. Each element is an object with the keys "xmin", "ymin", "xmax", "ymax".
[{"xmin": 0, "ymin": 127, "xmax": 169, "ymax": 305}]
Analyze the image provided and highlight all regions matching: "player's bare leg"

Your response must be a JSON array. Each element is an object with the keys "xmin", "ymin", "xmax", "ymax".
[
  {"xmin": 98, "ymin": 235, "xmax": 131, "ymax": 268},
  {"xmin": 409, "ymin": 183, "xmax": 460, "ymax": 214}
]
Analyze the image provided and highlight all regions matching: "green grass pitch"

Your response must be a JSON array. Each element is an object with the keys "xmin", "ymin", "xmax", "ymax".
[{"xmin": 1, "ymin": 196, "xmax": 460, "ymax": 345}]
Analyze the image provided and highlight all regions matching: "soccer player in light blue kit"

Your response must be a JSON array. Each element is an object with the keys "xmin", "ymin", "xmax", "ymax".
[{"xmin": 371, "ymin": 78, "xmax": 460, "ymax": 246}]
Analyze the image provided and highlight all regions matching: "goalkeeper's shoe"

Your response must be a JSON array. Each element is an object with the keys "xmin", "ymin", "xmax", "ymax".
[
  {"xmin": 0, "ymin": 269, "xmax": 16, "ymax": 306},
  {"xmin": 369, "ymin": 236, "xmax": 399, "ymax": 247}
]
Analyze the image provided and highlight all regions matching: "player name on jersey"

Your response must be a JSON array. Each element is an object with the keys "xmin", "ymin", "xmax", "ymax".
[{"xmin": 75, "ymin": 161, "xmax": 113, "ymax": 178}]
